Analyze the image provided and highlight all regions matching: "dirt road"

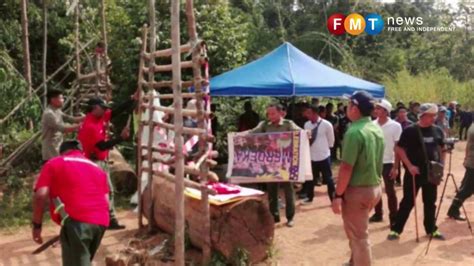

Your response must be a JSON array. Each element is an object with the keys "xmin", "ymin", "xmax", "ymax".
[{"xmin": 0, "ymin": 142, "xmax": 473, "ymax": 265}]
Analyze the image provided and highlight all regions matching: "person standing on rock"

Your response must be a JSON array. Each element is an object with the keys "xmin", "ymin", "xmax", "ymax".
[{"xmin": 332, "ymin": 91, "xmax": 384, "ymax": 266}]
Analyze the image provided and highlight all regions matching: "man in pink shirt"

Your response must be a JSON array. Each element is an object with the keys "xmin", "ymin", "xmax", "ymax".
[{"xmin": 32, "ymin": 140, "xmax": 109, "ymax": 265}]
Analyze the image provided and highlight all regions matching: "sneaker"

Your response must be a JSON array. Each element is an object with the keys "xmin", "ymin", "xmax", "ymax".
[
  {"xmin": 369, "ymin": 214, "xmax": 383, "ymax": 223},
  {"xmin": 431, "ymin": 230, "xmax": 446, "ymax": 240},
  {"xmin": 297, "ymin": 193, "xmax": 308, "ymax": 199},
  {"xmin": 301, "ymin": 198, "xmax": 313, "ymax": 205},
  {"xmin": 286, "ymin": 220, "xmax": 294, "ymax": 227},
  {"xmin": 387, "ymin": 231, "xmax": 400, "ymax": 240},
  {"xmin": 108, "ymin": 219, "xmax": 126, "ymax": 230},
  {"xmin": 447, "ymin": 210, "xmax": 466, "ymax": 221}
]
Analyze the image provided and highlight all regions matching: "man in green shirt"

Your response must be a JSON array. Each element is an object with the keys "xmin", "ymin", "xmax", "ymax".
[
  {"xmin": 246, "ymin": 103, "xmax": 302, "ymax": 227},
  {"xmin": 41, "ymin": 89, "xmax": 84, "ymax": 163},
  {"xmin": 332, "ymin": 91, "xmax": 384, "ymax": 266},
  {"xmin": 447, "ymin": 123, "xmax": 474, "ymax": 220}
]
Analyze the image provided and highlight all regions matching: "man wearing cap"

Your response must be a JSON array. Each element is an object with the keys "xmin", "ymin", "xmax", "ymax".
[
  {"xmin": 41, "ymin": 89, "xmax": 84, "ymax": 163},
  {"xmin": 388, "ymin": 103, "xmax": 446, "ymax": 240},
  {"xmin": 369, "ymin": 99, "xmax": 402, "ymax": 226},
  {"xmin": 32, "ymin": 140, "xmax": 109, "ymax": 265},
  {"xmin": 332, "ymin": 91, "xmax": 384, "ymax": 266},
  {"xmin": 78, "ymin": 97, "xmax": 132, "ymax": 230},
  {"xmin": 435, "ymin": 106, "xmax": 450, "ymax": 136}
]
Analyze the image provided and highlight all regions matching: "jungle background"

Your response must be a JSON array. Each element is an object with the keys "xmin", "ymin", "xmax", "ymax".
[{"xmin": 0, "ymin": 0, "xmax": 472, "ymax": 229}]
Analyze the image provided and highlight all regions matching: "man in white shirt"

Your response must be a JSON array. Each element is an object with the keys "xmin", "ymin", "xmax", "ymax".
[
  {"xmin": 369, "ymin": 99, "xmax": 402, "ymax": 226},
  {"xmin": 302, "ymin": 104, "xmax": 335, "ymax": 203}
]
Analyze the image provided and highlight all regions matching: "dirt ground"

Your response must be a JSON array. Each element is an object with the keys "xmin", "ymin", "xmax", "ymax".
[{"xmin": 0, "ymin": 142, "xmax": 473, "ymax": 265}]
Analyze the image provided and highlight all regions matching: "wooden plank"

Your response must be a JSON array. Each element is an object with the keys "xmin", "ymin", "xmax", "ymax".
[
  {"xmin": 141, "ymin": 104, "xmax": 211, "ymax": 118},
  {"xmin": 143, "ymin": 43, "xmax": 192, "ymax": 58},
  {"xmin": 141, "ymin": 80, "xmax": 194, "ymax": 89},
  {"xmin": 136, "ymin": 25, "xmax": 148, "ymax": 229}
]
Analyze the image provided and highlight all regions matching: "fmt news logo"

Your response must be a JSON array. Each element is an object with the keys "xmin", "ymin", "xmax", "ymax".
[
  {"xmin": 327, "ymin": 13, "xmax": 384, "ymax": 36},
  {"xmin": 328, "ymin": 13, "xmax": 455, "ymax": 35}
]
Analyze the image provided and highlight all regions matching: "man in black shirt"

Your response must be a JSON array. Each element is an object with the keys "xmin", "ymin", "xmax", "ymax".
[
  {"xmin": 388, "ymin": 103, "xmax": 447, "ymax": 240},
  {"xmin": 238, "ymin": 101, "xmax": 260, "ymax": 132}
]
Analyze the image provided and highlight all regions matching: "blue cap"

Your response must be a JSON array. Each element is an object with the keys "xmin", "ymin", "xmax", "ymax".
[{"xmin": 343, "ymin": 91, "xmax": 375, "ymax": 113}]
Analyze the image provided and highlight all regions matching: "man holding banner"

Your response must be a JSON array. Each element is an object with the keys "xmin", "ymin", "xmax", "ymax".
[
  {"xmin": 332, "ymin": 91, "xmax": 384, "ymax": 266},
  {"xmin": 247, "ymin": 103, "xmax": 303, "ymax": 227}
]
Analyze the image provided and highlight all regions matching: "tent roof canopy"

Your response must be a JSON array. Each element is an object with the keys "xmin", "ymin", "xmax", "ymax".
[{"xmin": 210, "ymin": 42, "xmax": 384, "ymax": 98}]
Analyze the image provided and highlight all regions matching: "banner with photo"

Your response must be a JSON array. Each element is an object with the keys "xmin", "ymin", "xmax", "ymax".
[{"xmin": 227, "ymin": 131, "xmax": 312, "ymax": 183}]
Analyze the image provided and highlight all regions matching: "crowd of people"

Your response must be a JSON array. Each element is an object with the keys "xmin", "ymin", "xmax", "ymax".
[
  {"xmin": 30, "ymin": 87, "xmax": 474, "ymax": 265},
  {"xmin": 236, "ymin": 94, "xmax": 474, "ymax": 265}
]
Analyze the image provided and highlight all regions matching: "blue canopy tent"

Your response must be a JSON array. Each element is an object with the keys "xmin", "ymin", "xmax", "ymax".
[{"xmin": 210, "ymin": 42, "xmax": 384, "ymax": 98}]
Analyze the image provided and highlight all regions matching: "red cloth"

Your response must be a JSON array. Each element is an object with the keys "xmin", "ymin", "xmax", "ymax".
[
  {"xmin": 208, "ymin": 183, "xmax": 241, "ymax": 195},
  {"xmin": 77, "ymin": 110, "xmax": 112, "ymax": 161},
  {"xmin": 35, "ymin": 150, "xmax": 110, "ymax": 227}
]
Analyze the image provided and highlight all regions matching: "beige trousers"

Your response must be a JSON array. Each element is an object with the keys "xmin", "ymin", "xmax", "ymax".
[{"xmin": 342, "ymin": 185, "xmax": 382, "ymax": 266}]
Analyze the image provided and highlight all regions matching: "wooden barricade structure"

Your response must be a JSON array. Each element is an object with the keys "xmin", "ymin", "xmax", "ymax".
[
  {"xmin": 122, "ymin": 1, "xmax": 274, "ymax": 265},
  {"xmin": 71, "ymin": 0, "xmax": 112, "ymax": 111},
  {"xmin": 135, "ymin": 0, "xmax": 216, "ymax": 264}
]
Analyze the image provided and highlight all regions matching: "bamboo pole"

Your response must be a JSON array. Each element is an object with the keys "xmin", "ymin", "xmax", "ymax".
[
  {"xmin": 42, "ymin": 0, "xmax": 48, "ymax": 106},
  {"xmin": 100, "ymin": 0, "xmax": 111, "ymax": 102},
  {"xmin": 141, "ymin": 80, "xmax": 194, "ymax": 89},
  {"xmin": 186, "ymin": 0, "xmax": 211, "ymax": 263},
  {"xmin": 0, "ymin": 39, "xmax": 95, "ymax": 125},
  {"xmin": 147, "ymin": 0, "xmax": 157, "ymax": 233},
  {"xmin": 74, "ymin": 3, "xmax": 81, "ymax": 113},
  {"xmin": 20, "ymin": 0, "xmax": 32, "ymax": 95},
  {"xmin": 136, "ymin": 25, "xmax": 148, "ymax": 229},
  {"xmin": 171, "ymin": 0, "xmax": 185, "ymax": 264}
]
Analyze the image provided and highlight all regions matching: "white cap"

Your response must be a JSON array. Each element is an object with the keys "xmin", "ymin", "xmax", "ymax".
[
  {"xmin": 418, "ymin": 103, "xmax": 438, "ymax": 118},
  {"xmin": 375, "ymin": 99, "xmax": 392, "ymax": 113}
]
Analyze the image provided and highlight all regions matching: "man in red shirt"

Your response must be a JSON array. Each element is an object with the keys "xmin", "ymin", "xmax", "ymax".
[
  {"xmin": 32, "ymin": 140, "xmax": 109, "ymax": 265},
  {"xmin": 78, "ymin": 97, "xmax": 130, "ymax": 229}
]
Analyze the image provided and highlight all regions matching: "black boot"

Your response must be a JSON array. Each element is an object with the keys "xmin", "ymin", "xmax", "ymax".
[
  {"xmin": 447, "ymin": 200, "xmax": 466, "ymax": 221},
  {"xmin": 108, "ymin": 218, "xmax": 126, "ymax": 230}
]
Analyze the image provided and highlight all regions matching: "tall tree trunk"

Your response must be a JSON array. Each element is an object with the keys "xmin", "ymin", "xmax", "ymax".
[
  {"xmin": 20, "ymin": 0, "xmax": 32, "ymax": 95},
  {"xmin": 42, "ymin": 0, "xmax": 48, "ymax": 106}
]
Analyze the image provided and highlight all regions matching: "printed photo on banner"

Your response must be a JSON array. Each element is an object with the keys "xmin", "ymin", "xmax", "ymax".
[{"xmin": 227, "ymin": 131, "xmax": 312, "ymax": 183}]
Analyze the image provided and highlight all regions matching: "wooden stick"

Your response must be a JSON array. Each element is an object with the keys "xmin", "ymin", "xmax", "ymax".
[
  {"xmin": 141, "ymin": 80, "xmax": 194, "ymax": 89},
  {"xmin": 145, "ymin": 121, "xmax": 206, "ymax": 135},
  {"xmin": 186, "ymin": 1, "xmax": 211, "ymax": 263},
  {"xmin": 0, "ymin": 39, "xmax": 95, "ymax": 125},
  {"xmin": 42, "ymin": 0, "xmax": 48, "ymax": 106},
  {"xmin": 136, "ymin": 25, "xmax": 149, "ymax": 229},
  {"xmin": 148, "ymin": 169, "xmax": 216, "ymax": 195},
  {"xmin": 412, "ymin": 174, "xmax": 420, "ymax": 242},
  {"xmin": 20, "ymin": 0, "xmax": 32, "ymax": 95},
  {"xmin": 144, "ymin": 43, "xmax": 192, "ymax": 58},
  {"xmin": 146, "ymin": 92, "xmax": 204, "ymax": 100},
  {"xmin": 141, "ymin": 104, "xmax": 211, "ymax": 118},
  {"xmin": 78, "ymin": 70, "xmax": 106, "ymax": 81},
  {"xmin": 171, "ymin": 0, "xmax": 185, "ymax": 264},
  {"xmin": 143, "ymin": 60, "xmax": 195, "ymax": 73},
  {"xmin": 147, "ymin": 0, "xmax": 157, "ymax": 233}
]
